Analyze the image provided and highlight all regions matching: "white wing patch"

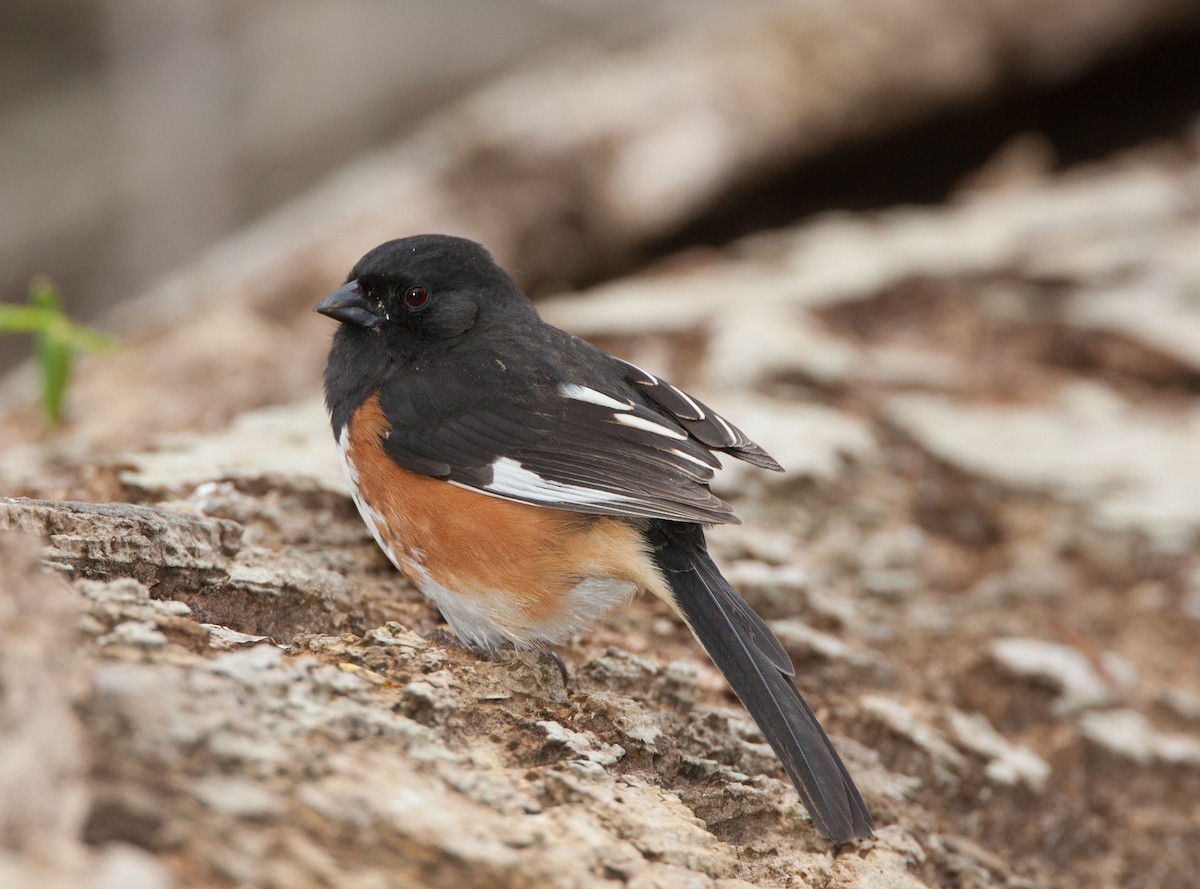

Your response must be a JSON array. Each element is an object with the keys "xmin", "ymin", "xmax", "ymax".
[
  {"xmin": 664, "ymin": 383, "xmax": 705, "ymax": 419},
  {"xmin": 619, "ymin": 360, "xmax": 657, "ymax": 382},
  {"xmin": 708, "ymin": 410, "xmax": 737, "ymax": 440},
  {"xmin": 485, "ymin": 456, "xmax": 635, "ymax": 506},
  {"xmin": 559, "ymin": 382, "xmax": 634, "ymax": 411},
  {"xmin": 669, "ymin": 446, "xmax": 720, "ymax": 470},
  {"xmin": 614, "ymin": 413, "xmax": 688, "ymax": 440}
]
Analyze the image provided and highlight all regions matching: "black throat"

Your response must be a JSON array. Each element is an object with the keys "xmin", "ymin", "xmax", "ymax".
[{"xmin": 323, "ymin": 325, "xmax": 396, "ymax": 435}]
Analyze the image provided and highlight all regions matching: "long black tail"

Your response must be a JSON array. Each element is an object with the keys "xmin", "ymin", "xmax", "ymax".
[{"xmin": 647, "ymin": 520, "xmax": 874, "ymax": 843}]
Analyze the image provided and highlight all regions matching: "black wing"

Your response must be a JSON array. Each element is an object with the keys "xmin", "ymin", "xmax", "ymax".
[
  {"xmin": 614, "ymin": 357, "xmax": 782, "ymax": 471},
  {"xmin": 374, "ymin": 347, "xmax": 557, "ymax": 486},
  {"xmin": 375, "ymin": 330, "xmax": 780, "ymax": 524}
]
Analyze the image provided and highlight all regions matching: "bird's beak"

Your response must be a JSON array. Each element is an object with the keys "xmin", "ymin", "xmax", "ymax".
[{"xmin": 314, "ymin": 281, "xmax": 383, "ymax": 328}]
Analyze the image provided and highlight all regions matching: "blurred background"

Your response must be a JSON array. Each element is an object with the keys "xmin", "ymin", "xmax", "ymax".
[
  {"xmin": 4, "ymin": 0, "xmax": 1199, "ymax": 373},
  {"xmin": 1, "ymin": 0, "xmax": 724, "ymax": 367}
]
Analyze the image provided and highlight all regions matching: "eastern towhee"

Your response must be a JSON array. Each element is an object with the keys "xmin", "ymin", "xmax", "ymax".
[{"xmin": 316, "ymin": 234, "xmax": 873, "ymax": 843}]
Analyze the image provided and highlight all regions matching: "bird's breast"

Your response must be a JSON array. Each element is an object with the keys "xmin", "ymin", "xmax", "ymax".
[{"xmin": 337, "ymin": 394, "xmax": 669, "ymax": 648}]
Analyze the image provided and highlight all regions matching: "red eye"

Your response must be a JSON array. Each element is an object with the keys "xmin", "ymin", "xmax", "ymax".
[{"xmin": 404, "ymin": 286, "xmax": 429, "ymax": 309}]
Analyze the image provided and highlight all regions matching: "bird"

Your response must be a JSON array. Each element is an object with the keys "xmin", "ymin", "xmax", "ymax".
[{"xmin": 315, "ymin": 234, "xmax": 874, "ymax": 843}]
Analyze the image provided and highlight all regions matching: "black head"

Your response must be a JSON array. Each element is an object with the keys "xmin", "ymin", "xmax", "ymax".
[
  {"xmin": 315, "ymin": 235, "xmax": 534, "ymax": 348},
  {"xmin": 318, "ymin": 235, "xmax": 536, "ymax": 433}
]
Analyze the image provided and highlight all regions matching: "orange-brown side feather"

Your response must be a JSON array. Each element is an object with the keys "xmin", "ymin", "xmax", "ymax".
[{"xmin": 347, "ymin": 395, "xmax": 669, "ymax": 631}]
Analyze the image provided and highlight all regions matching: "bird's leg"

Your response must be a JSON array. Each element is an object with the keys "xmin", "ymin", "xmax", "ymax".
[{"xmin": 536, "ymin": 649, "xmax": 571, "ymax": 689}]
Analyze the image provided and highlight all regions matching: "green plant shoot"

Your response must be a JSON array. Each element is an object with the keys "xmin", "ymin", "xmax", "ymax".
[{"xmin": 0, "ymin": 277, "xmax": 116, "ymax": 426}]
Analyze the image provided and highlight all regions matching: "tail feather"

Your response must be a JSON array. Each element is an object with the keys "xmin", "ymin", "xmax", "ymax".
[{"xmin": 648, "ymin": 521, "xmax": 874, "ymax": 844}]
